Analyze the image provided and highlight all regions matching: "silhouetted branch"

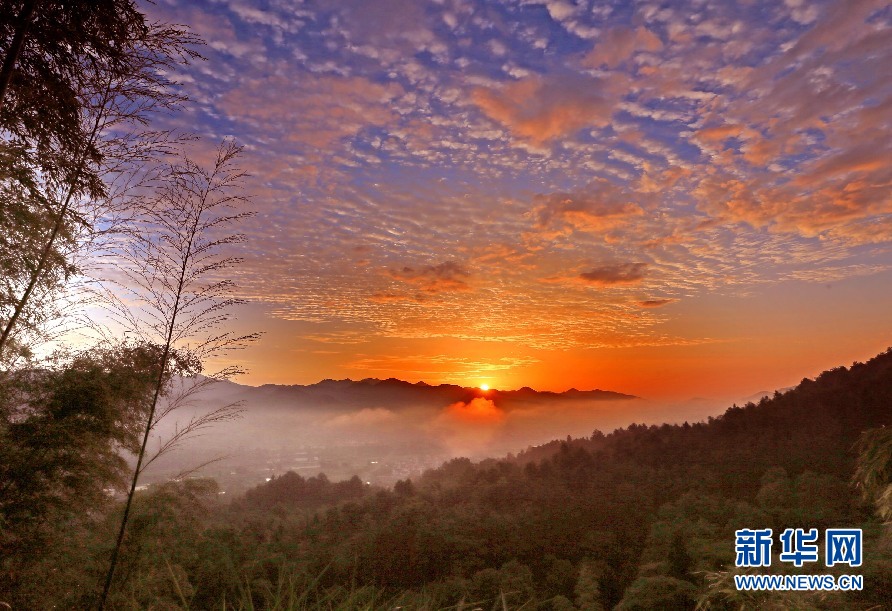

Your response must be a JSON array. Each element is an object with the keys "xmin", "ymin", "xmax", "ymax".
[{"xmin": 97, "ymin": 140, "xmax": 256, "ymax": 608}]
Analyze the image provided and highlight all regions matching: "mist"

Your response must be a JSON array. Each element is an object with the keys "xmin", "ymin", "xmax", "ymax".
[{"xmin": 143, "ymin": 376, "xmax": 732, "ymax": 495}]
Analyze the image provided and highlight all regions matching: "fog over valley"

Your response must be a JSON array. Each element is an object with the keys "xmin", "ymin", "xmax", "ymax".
[{"xmin": 144, "ymin": 376, "xmax": 742, "ymax": 494}]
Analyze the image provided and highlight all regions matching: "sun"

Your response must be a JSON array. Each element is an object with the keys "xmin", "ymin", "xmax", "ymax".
[{"xmin": 479, "ymin": 383, "xmax": 490, "ymax": 391}]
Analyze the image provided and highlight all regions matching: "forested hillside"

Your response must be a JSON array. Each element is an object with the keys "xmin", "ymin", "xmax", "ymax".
[{"xmin": 7, "ymin": 349, "xmax": 889, "ymax": 609}]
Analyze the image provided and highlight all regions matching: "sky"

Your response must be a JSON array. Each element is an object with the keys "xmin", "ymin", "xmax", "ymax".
[{"xmin": 142, "ymin": 0, "xmax": 892, "ymax": 402}]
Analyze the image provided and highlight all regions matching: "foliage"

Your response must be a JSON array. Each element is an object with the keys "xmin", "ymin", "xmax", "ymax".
[
  {"xmin": 98, "ymin": 141, "xmax": 257, "ymax": 607},
  {"xmin": 1, "ymin": 3, "xmax": 261, "ymax": 609},
  {"xmin": 0, "ymin": 342, "xmax": 163, "ymax": 606},
  {"xmin": 853, "ymin": 426, "xmax": 892, "ymax": 522},
  {"xmin": 100, "ymin": 478, "xmax": 222, "ymax": 610},
  {"xmin": 615, "ymin": 576, "xmax": 698, "ymax": 610},
  {"xmin": 240, "ymin": 472, "xmax": 367, "ymax": 512},
  {"xmin": 3, "ymin": 338, "xmax": 892, "ymax": 608},
  {"xmin": 37, "ymin": 346, "xmax": 876, "ymax": 610},
  {"xmin": 0, "ymin": 0, "xmax": 200, "ymax": 361}
]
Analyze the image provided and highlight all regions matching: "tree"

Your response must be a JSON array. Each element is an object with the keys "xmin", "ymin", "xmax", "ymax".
[
  {"xmin": 853, "ymin": 426, "xmax": 892, "ymax": 521},
  {"xmin": 0, "ymin": 0, "xmax": 37, "ymax": 108},
  {"xmin": 0, "ymin": 1, "xmax": 199, "ymax": 169},
  {"xmin": 0, "ymin": 141, "xmax": 56, "ymax": 363},
  {"xmin": 0, "ymin": 1, "xmax": 200, "ymax": 361},
  {"xmin": 97, "ymin": 140, "xmax": 257, "ymax": 608},
  {"xmin": 98, "ymin": 478, "xmax": 221, "ymax": 609},
  {"xmin": 615, "ymin": 576, "xmax": 698, "ymax": 610},
  {"xmin": 0, "ymin": 342, "xmax": 167, "ymax": 606},
  {"xmin": 394, "ymin": 478, "xmax": 416, "ymax": 497},
  {"xmin": 574, "ymin": 560, "xmax": 605, "ymax": 611},
  {"xmin": 667, "ymin": 530, "xmax": 693, "ymax": 582}
]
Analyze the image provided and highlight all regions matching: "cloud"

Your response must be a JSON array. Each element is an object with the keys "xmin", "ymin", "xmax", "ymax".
[
  {"xmin": 779, "ymin": 0, "xmax": 886, "ymax": 59},
  {"xmin": 302, "ymin": 331, "xmax": 371, "ymax": 345},
  {"xmin": 166, "ymin": 4, "xmax": 267, "ymax": 63},
  {"xmin": 327, "ymin": 408, "xmax": 398, "ymax": 427},
  {"xmin": 693, "ymin": 163, "xmax": 892, "ymax": 242},
  {"xmin": 334, "ymin": 0, "xmax": 438, "ymax": 56},
  {"xmin": 219, "ymin": 72, "xmax": 404, "ymax": 151},
  {"xmin": 432, "ymin": 397, "xmax": 507, "ymax": 457},
  {"xmin": 442, "ymin": 397, "xmax": 506, "ymax": 425},
  {"xmin": 694, "ymin": 122, "xmax": 754, "ymax": 146},
  {"xmin": 146, "ymin": 0, "xmax": 892, "ymax": 374},
  {"xmin": 582, "ymin": 27, "xmax": 663, "ymax": 69},
  {"xmin": 539, "ymin": 262, "xmax": 649, "ymax": 288},
  {"xmin": 540, "ymin": 0, "xmax": 579, "ymax": 23},
  {"xmin": 390, "ymin": 261, "xmax": 471, "ymax": 293},
  {"xmin": 784, "ymin": 0, "xmax": 819, "ymax": 25},
  {"xmin": 579, "ymin": 263, "xmax": 648, "ymax": 286},
  {"xmin": 472, "ymin": 73, "xmax": 628, "ymax": 144},
  {"xmin": 345, "ymin": 354, "xmax": 540, "ymax": 378},
  {"xmin": 472, "ymin": 243, "xmax": 536, "ymax": 271},
  {"xmin": 637, "ymin": 298, "xmax": 676, "ymax": 308},
  {"xmin": 531, "ymin": 179, "xmax": 644, "ymax": 233},
  {"xmin": 223, "ymin": 0, "xmax": 300, "ymax": 33},
  {"xmin": 787, "ymin": 263, "xmax": 889, "ymax": 284},
  {"xmin": 681, "ymin": 1, "xmax": 892, "ymax": 245},
  {"xmin": 522, "ymin": 0, "xmax": 598, "ymax": 39}
]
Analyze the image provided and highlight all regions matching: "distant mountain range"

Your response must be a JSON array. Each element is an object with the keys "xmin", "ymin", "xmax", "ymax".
[
  {"xmin": 147, "ymin": 376, "xmax": 642, "ymax": 487},
  {"xmin": 142, "ymin": 350, "xmax": 892, "ymax": 504},
  {"xmin": 224, "ymin": 377, "xmax": 639, "ymax": 411},
  {"xmin": 153, "ymin": 372, "xmax": 843, "ymax": 492}
]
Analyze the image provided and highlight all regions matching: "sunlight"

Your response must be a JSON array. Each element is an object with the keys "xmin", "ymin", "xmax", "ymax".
[{"xmin": 480, "ymin": 383, "xmax": 489, "ymax": 391}]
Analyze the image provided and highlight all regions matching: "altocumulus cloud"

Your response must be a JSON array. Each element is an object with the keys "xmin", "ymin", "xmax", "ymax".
[
  {"xmin": 472, "ymin": 73, "xmax": 630, "ymax": 145},
  {"xmin": 637, "ymin": 298, "xmax": 676, "ymax": 308},
  {"xmin": 390, "ymin": 261, "xmax": 471, "ymax": 294},
  {"xmin": 579, "ymin": 263, "xmax": 648, "ymax": 286}
]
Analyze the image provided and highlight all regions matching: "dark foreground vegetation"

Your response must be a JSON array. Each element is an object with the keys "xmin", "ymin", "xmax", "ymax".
[{"xmin": 2, "ymin": 349, "xmax": 892, "ymax": 609}]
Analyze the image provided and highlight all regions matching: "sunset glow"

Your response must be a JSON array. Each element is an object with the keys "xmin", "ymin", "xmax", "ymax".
[{"xmin": 144, "ymin": 0, "xmax": 891, "ymax": 403}]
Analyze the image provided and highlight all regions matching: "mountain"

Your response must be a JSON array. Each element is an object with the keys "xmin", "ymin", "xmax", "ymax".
[
  {"xmin": 512, "ymin": 348, "xmax": 892, "ymax": 491},
  {"xmin": 222, "ymin": 348, "xmax": 892, "ymax": 610},
  {"xmin": 187, "ymin": 376, "xmax": 637, "ymax": 412},
  {"xmin": 144, "ymin": 376, "xmax": 642, "ymax": 492}
]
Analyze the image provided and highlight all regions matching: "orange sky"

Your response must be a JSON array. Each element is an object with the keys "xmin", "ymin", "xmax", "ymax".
[
  {"xmin": 222, "ymin": 268, "xmax": 892, "ymax": 402},
  {"xmin": 149, "ymin": 0, "xmax": 891, "ymax": 405}
]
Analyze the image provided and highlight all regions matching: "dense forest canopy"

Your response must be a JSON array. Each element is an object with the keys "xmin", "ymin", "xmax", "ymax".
[{"xmin": 212, "ymin": 349, "xmax": 892, "ymax": 609}]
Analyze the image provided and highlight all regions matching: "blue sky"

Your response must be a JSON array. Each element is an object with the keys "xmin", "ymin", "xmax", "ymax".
[{"xmin": 143, "ymin": 0, "xmax": 892, "ymax": 399}]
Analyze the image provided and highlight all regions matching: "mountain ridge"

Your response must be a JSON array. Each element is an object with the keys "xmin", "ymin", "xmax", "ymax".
[
  {"xmin": 251, "ymin": 375, "xmax": 637, "ymax": 399},
  {"xmin": 190, "ymin": 375, "xmax": 639, "ymax": 414}
]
